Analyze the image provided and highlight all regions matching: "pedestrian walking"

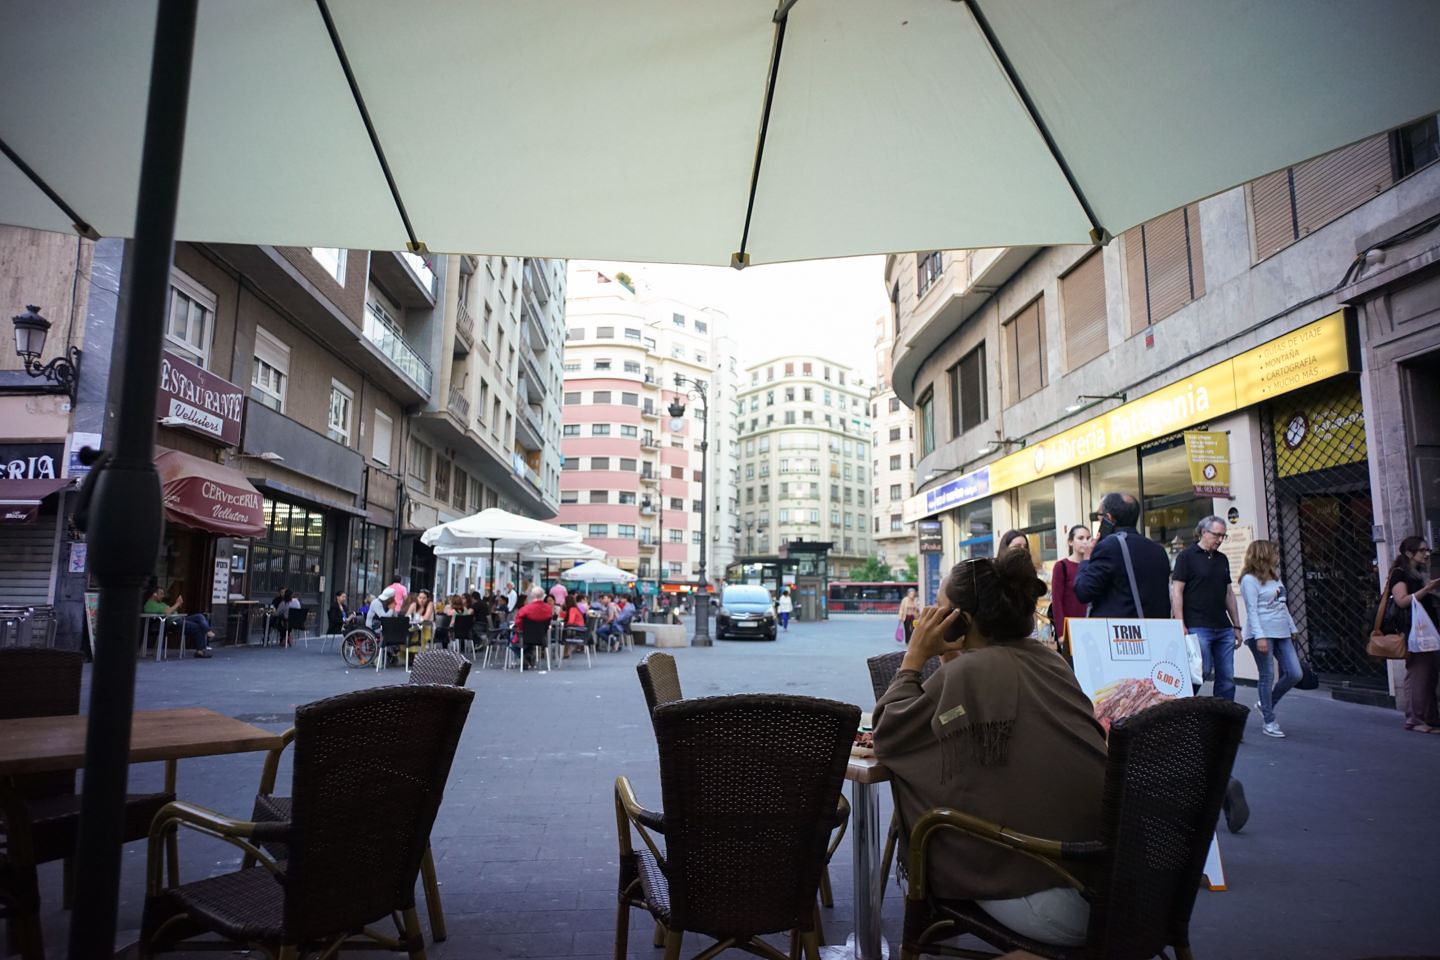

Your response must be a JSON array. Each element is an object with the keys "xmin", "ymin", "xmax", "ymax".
[
  {"xmin": 1171, "ymin": 516, "xmax": 1243, "ymax": 702},
  {"xmin": 1072, "ymin": 493, "xmax": 1172, "ymax": 619},
  {"xmin": 897, "ymin": 587, "xmax": 919, "ymax": 643},
  {"xmin": 1239, "ymin": 540, "xmax": 1300, "ymax": 738},
  {"xmin": 1385, "ymin": 536, "xmax": 1440, "ymax": 733},
  {"xmin": 777, "ymin": 590, "xmax": 793, "ymax": 630}
]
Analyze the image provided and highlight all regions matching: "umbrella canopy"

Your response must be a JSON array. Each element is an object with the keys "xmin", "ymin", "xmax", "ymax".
[
  {"xmin": 562, "ymin": 559, "xmax": 635, "ymax": 584},
  {"xmin": 3, "ymin": 1, "xmax": 1439, "ymax": 263},
  {"xmin": 420, "ymin": 507, "xmax": 581, "ymax": 552},
  {"xmin": 435, "ymin": 541, "xmax": 605, "ymax": 563}
]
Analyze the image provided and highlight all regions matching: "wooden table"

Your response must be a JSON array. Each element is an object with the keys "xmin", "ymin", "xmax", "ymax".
[{"xmin": 831, "ymin": 754, "xmax": 892, "ymax": 960}]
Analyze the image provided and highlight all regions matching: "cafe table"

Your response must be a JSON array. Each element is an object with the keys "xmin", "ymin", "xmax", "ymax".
[{"xmin": 826, "ymin": 752, "xmax": 893, "ymax": 960}]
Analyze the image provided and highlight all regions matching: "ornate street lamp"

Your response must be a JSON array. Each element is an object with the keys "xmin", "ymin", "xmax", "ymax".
[
  {"xmin": 669, "ymin": 373, "xmax": 711, "ymax": 645},
  {"xmin": 11, "ymin": 305, "xmax": 81, "ymax": 397}
]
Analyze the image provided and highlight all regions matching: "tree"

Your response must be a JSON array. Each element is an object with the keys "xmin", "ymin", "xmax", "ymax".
[
  {"xmin": 849, "ymin": 555, "xmax": 893, "ymax": 582},
  {"xmin": 904, "ymin": 554, "xmax": 919, "ymax": 580},
  {"xmin": 614, "ymin": 270, "xmax": 634, "ymax": 292}
]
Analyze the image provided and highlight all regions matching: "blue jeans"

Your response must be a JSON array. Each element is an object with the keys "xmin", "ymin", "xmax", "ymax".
[
  {"xmin": 181, "ymin": 614, "xmax": 212, "ymax": 650},
  {"xmin": 596, "ymin": 624, "xmax": 623, "ymax": 648},
  {"xmin": 1195, "ymin": 626, "xmax": 1237, "ymax": 702},
  {"xmin": 780, "ymin": 612, "xmax": 790, "ymax": 629},
  {"xmin": 1246, "ymin": 636, "xmax": 1300, "ymax": 724}
]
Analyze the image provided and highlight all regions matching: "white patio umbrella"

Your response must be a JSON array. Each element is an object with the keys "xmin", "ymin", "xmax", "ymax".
[
  {"xmin": 15, "ymin": 2, "xmax": 1439, "ymax": 952},
  {"xmin": 422, "ymin": 508, "xmax": 581, "ymax": 590},
  {"xmin": 561, "ymin": 559, "xmax": 635, "ymax": 585}
]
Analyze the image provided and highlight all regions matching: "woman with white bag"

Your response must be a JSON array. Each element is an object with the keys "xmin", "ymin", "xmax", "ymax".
[
  {"xmin": 1386, "ymin": 536, "xmax": 1440, "ymax": 734},
  {"xmin": 1239, "ymin": 540, "xmax": 1301, "ymax": 738}
]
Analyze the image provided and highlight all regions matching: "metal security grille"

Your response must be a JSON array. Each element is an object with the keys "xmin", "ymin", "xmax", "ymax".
[{"xmin": 1260, "ymin": 374, "xmax": 1383, "ymax": 687}]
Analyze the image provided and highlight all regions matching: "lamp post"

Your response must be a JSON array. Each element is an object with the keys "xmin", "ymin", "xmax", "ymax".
[
  {"xmin": 669, "ymin": 373, "xmax": 711, "ymax": 645},
  {"xmin": 11, "ymin": 305, "xmax": 81, "ymax": 398}
]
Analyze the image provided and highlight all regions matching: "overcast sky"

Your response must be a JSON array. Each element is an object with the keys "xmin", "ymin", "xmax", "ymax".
[{"xmin": 572, "ymin": 257, "xmax": 891, "ymax": 383}]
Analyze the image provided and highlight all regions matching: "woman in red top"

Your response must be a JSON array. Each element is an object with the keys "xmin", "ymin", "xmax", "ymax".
[{"xmin": 1048, "ymin": 524, "xmax": 1094, "ymax": 660}]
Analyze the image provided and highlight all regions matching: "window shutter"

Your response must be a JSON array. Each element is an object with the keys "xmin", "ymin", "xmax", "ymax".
[
  {"xmin": 1293, "ymin": 135, "xmax": 1393, "ymax": 237},
  {"xmin": 1013, "ymin": 297, "xmax": 1045, "ymax": 400},
  {"xmin": 1061, "ymin": 251, "xmax": 1108, "ymax": 370},
  {"xmin": 1140, "ymin": 209, "xmax": 1192, "ymax": 322},
  {"xmin": 1123, "ymin": 226, "xmax": 1148, "ymax": 336},
  {"xmin": 1248, "ymin": 170, "xmax": 1295, "ymax": 260},
  {"xmin": 1004, "ymin": 314, "xmax": 1020, "ymax": 406}
]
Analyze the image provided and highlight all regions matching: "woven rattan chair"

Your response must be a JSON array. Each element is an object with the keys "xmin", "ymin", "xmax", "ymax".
[
  {"xmin": 635, "ymin": 652, "xmax": 850, "ymax": 910},
  {"xmin": 615, "ymin": 694, "xmax": 860, "ymax": 960},
  {"xmin": 407, "ymin": 648, "xmax": 472, "ymax": 686},
  {"xmin": 0, "ymin": 650, "xmax": 173, "ymax": 960},
  {"xmin": 899, "ymin": 697, "xmax": 1248, "ymax": 960},
  {"xmin": 141, "ymin": 684, "xmax": 474, "ymax": 960}
]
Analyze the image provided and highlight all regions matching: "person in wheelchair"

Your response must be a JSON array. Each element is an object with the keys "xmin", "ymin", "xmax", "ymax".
[{"xmin": 872, "ymin": 550, "xmax": 1107, "ymax": 947}]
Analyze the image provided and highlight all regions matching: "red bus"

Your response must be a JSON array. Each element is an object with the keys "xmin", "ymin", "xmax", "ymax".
[{"xmin": 827, "ymin": 581, "xmax": 917, "ymax": 615}]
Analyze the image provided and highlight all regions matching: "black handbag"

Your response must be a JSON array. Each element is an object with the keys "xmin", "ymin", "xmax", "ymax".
[{"xmin": 1295, "ymin": 653, "xmax": 1320, "ymax": 690}]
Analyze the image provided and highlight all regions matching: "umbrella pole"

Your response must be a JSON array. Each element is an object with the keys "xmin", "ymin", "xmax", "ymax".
[
  {"xmin": 68, "ymin": 2, "xmax": 198, "ymax": 956},
  {"xmin": 489, "ymin": 537, "xmax": 497, "ymax": 594}
]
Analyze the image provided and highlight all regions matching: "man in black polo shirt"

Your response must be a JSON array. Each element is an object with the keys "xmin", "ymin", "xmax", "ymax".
[{"xmin": 1171, "ymin": 515, "xmax": 1243, "ymax": 702}]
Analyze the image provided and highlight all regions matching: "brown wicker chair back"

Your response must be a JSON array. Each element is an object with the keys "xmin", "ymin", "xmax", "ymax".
[
  {"xmin": 407, "ymin": 649, "xmax": 472, "ymax": 686},
  {"xmin": 0, "ymin": 649, "xmax": 83, "ymax": 799},
  {"xmin": 865, "ymin": 650, "xmax": 941, "ymax": 702},
  {"xmin": 636, "ymin": 651, "xmax": 682, "ymax": 714},
  {"xmin": 282, "ymin": 684, "xmax": 474, "ymax": 942},
  {"xmin": 651, "ymin": 693, "xmax": 859, "ymax": 940},
  {"xmin": 1086, "ymin": 696, "xmax": 1247, "ymax": 960}
]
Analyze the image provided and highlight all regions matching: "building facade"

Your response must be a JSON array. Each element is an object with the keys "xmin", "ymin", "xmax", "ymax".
[
  {"xmin": 870, "ymin": 315, "xmax": 917, "ymax": 579},
  {"xmin": 736, "ymin": 355, "xmax": 874, "ymax": 580},
  {"xmin": 557, "ymin": 267, "xmax": 739, "ymax": 597},
  {"xmin": 890, "ymin": 115, "xmax": 1440, "ymax": 704}
]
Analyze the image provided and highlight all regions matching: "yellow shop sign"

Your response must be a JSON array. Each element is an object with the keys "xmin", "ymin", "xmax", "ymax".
[{"xmin": 985, "ymin": 311, "xmax": 1352, "ymax": 497}]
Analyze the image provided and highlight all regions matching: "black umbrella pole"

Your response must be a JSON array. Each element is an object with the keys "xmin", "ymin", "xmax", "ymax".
[{"xmin": 69, "ymin": 2, "xmax": 197, "ymax": 957}]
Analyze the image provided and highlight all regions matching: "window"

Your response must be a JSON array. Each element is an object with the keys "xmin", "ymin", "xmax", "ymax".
[
  {"xmin": 619, "ymin": 525, "xmax": 637, "ymax": 539},
  {"xmin": 948, "ymin": 343, "xmax": 988, "ymax": 436},
  {"xmin": 596, "ymin": 326, "xmax": 615, "ymax": 338},
  {"xmin": 917, "ymin": 389, "xmax": 935, "ymax": 457},
  {"xmin": 624, "ymin": 327, "xmax": 642, "ymax": 341},
  {"xmin": 407, "ymin": 437, "xmax": 432, "ymax": 492},
  {"xmin": 672, "ymin": 313, "xmax": 685, "ymax": 328},
  {"xmin": 891, "ymin": 514, "xmax": 904, "ymax": 531},
  {"xmin": 567, "ymin": 327, "xmax": 583, "ymax": 340},
  {"xmin": 623, "ymin": 360, "xmax": 641, "ymax": 373},
  {"xmin": 823, "ymin": 390, "xmax": 832, "ymax": 406},
  {"xmin": 434, "ymin": 457, "xmax": 451, "ymax": 503},
  {"xmin": 839, "ymin": 371, "xmax": 846, "ymax": 385},
  {"xmin": 327, "ymin": 380, "xmax": 354, "ymax": 445},
  {"xmin": 1061, "ymin": 250, "xmax": 1108, "ymax": 370},
  {"xmin": 563, "ymin": 424, "xmax": 580, "ymax": 436},
  {"xmin": 670, "ymin": 466, "xmax": 684, "ymax": 480},
  {"xmin": 760, "ymin": 484, "xmax": 770, "ymax": 502},
  {"xmin": 562, "ymin": 457, "xmax": 578, "ymax": 471},
  {"xmin": 1248, "ymin": 133, "xmax": 1397, "ymax": 262},
  {"xmin": 695, "ymin": 319, "xmax": 707, "ymax": 333},
  {"xmin": 621, "ymin": 392, "xmax": 639, "ymax": 405},
  {"xmin": 889, "ymin": 427, "xmax": 901, "ymax": 442},
  {"xmin": 671, "ymin": 346, "xmax": 684, "ymax": 359},
  {"xmin": 890, "ymin": 454, "xmax": 902, "ymax": 470},
  {"xmin": 669, "ymin": 496, "xmax": 684, "ymax": 510},
  {"xmin": 589, "ymin": 524, "xmax": 609, "ymax": 538},
  {"xmin": 250, "ymin": 326, "xmax": 290, "ymax": 412},
  {"xmin": 371, "ymin": 410, "xmax": 393, "ymax": 465},
  {"xmin": 619, "ymin": 457, "xmax": 637, "ymax": 471},
  {"xmin": 564, "ymin": 391, "xmax": 581, "ymax": 404},
  {"xmin": 1395, "ymin": 114, "xmax": 1439, "ymax": 178},
  {"xmin": 767, "ymin": 366, "xmax": 775, "ymax": 381},
  {"xmin": 591, "ymin": 423, "xmax": 611, "ymax": 436},
  {"xmin": 310, "ymin": 247, "xmax": 347, "ymax": 284},
  {"xmin": 889, "ymin": 396, "xmax": 900, "ymax": 413},
  {"xmin": 890, "ymin": 483, "xmax": 902, "ymax": 500},
  {"xmin": 696, "ymin": 352, "xmax": 706, "ymax": 364},
  {"xmin": 619, "ymin": 491, "xmax": 637, "ymax": 505},
  {"xmin": 561, "ymin": 490, "xmax": 579, "ymax": 504},
  {"xmin": 563, "ymin": 362, "xmax": 581, "ymax": 372},
  {"xmin": 593, "ymin": 391, "xmax": 611, "ymax": 404},
  {"xmin": 766, "ymin": 391, "xmax": 775, "ymax": 406},
  {"xmin": 1003, "ymin": 297, "xmax": 1047, "ymax": 405},
  {"xmin": 166, "ymin": 269, "xmax": 215, "ymax": 367},
  {"xmin": 692, "ymin": 500, "xmax": 703, "ymax": 513},
  {"xmin": 620, "ymin": 424, "xmax": 638, "ymax": 437},
  {"xmin": 780, "ymin": 482, "xmax": 790, "ymax": 498},
  {"xmin": 593, "ymin": 359, "xmax": 611, "ymax": 371},
  {"xmin": 1124, "ymin": 205, "xmax": 1204, "ymax": 334},
  {"xmin": 668, "ymin": 529, "xmax": 683, "ymax": 543},
  {"xmin": 784, "ymin": 411, "xmax": 796, "ymax": 425},
  {"xmin": 591, "ymin": 457, "xmax": 610, "ymax": 470},
  {"xmin": 560, "ymin": 523, "xmax": 578, "ymax": 532},
  {"xmin": 589, "ymin": 490, "xmax": 608, "ymax": 503},
  {"xmin": 746, "ymin": 487, "xmax": 755, "ymax": 504}
]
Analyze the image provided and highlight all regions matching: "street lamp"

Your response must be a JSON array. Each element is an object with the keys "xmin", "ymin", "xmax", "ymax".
[
  {"xmin": 11, "ymin": 305, "xmax": 81, "ymax": 397},
  {"xmin": 669, "ymin": 372, "xmax": 712, "ymax": 645}
]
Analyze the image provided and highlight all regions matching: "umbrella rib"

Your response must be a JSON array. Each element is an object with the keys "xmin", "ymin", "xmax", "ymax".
[
  {"xmin": 0, "ymin": 137, "xmax": 100, "ymax": 240},
  {"xmin": 964, "ymin": 0, "xmax": 1109, "ymax": 245},
  {"xmin": 734, "ymin": 3, "xmax": 795, "ymax": 270},
  {"xmin": 313, "ymin": 0, "xmax": 426, "ymax": 255}
]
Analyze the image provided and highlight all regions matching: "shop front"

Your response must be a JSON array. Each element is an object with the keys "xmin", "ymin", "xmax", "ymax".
[{"xmin": 0, "ymin": 442, "xmax": 73, "ymax": 645}]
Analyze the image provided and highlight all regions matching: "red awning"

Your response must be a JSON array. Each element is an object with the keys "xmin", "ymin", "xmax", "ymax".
[
  {"xmin": 155, "ymin": 450, "xmax": 266, "ymax": 537},
  {"xmin": 0, "ymin": 477, "xmax": 72, "ymax": 524}
]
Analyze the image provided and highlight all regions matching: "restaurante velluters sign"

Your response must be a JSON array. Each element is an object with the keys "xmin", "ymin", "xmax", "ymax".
[{"xmin": 156, "ymin": 350, "xmax": 245, "ymax": 446}]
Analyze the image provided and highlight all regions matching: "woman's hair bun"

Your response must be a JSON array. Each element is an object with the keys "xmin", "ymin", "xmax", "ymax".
[{"xmin": 992, "ymin": 548, "xmax": 1048, "ymax": 603}]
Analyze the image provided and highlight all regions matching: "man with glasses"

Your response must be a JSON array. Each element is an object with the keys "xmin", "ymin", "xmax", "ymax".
[{"xmin": 1172, "ymin": 516, "xmax": 1244, "ymax": 703}]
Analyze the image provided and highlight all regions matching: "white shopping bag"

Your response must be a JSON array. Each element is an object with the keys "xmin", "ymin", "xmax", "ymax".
[
  {"xmin": 1184, "ymin": 633, "xmax": 1205, "ymax": 686},
  {"xmin": 1409, "ymin": 600, "xmax": 1440, "ymax": 653}
]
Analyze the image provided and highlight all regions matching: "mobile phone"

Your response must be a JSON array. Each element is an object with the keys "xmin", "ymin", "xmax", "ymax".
[{"xmin": 942, "ymin": 608, "xmax": 968, "ymax": 643}]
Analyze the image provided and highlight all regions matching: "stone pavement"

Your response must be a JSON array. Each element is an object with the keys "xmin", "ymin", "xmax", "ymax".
[{"xmin": 30, "ymin": 615, "xmax": 1440, "ymax": 958}]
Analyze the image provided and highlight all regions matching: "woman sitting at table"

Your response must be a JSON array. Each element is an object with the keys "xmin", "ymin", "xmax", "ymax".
[
  {"xmin": 872, "ymin": 550, "xmax": 1107, "ymax": 947},
  {"xmin": 143, "ymin": 581, "xmax": 213, "ymax": 659},
  {"xmin": 406, "ymin": 589, "xmax": 435, "ymax": 653},
  {"xmin": 327, "ymin": 590, "xmax": 348, "ymax": 634}
]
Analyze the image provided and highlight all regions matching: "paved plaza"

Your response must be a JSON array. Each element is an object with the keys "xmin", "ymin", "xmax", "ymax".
[{"xmin": 32, "ymin": 615, "xmax": 1440, "ymax": 959}]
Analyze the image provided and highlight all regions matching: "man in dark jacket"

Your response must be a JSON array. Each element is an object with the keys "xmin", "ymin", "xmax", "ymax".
[{"xmin": 1073, "ymin": 492, "xmax": 1171, "ymax": 618}]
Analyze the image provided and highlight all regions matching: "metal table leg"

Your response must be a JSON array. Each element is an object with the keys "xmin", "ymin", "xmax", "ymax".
[{"xmin": 821, "ymin": 778, "xmax": 888, "ymax": 960}]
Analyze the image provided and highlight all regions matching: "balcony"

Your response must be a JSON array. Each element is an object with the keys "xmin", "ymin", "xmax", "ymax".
[
  {"xmin": 447, "ymin": 384, "xmax": 470, "ymax": 423},
  {"xmin": 640, "ymin": 469, "xmax": 658, "ymax": 485},
  {"xmin": 518, "ymin": 336, "xmax": 545, "ymax": 397},
  {"xmin": 640, "ymin": 434, "xmax": 658, "ymax": 450},
  {"xmin": 512, "ymin": 452, "xmax": 541, "ymax": 491},
  {"xmin": 641, "ymin": 402, "xmax": 659, "ymax": 419},
  {"xmin": 637, "ymin": 537, "xmax": 656, "ymax": 552},
  {"xmin": 516, "ymin": 401, "xmax": 544, "ymax": 452},
  {"xmin": 370, "ymin": 250, "xmax": 437, "ymax": 307},
  {"xmin": 364, "ymin": 302, "xmax": 433, "ymax": 394},
  {"xmin": 455, "ymin": 300, "xmax": 474, "ymax": 355},
  {"xmin": 524, "ymin": 259, "xmax": 552, "ymax": 305}
]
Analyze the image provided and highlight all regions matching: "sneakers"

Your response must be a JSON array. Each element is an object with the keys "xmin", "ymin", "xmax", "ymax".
[
  {"xmin": 1222, "ymin": 778, "xmax": 1249, "ymax": 833},
  {"xmin": 193, "ymin": 649, "xmax": 212, "ymax": 659},
  {"xmin": 1262, "ymin": 721, "xmax": 1285, "ymax": 738}
]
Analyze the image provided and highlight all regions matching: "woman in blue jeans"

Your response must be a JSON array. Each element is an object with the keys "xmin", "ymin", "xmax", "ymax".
[{"xmin": 1239, "ymin": 540, "xmax": 1299, "ymax": 738}]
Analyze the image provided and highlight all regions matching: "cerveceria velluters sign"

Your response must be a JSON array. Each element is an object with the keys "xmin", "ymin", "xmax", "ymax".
[{"xmin": 906, "ymin": 311, "xmax": 1354, "ymax": 520}]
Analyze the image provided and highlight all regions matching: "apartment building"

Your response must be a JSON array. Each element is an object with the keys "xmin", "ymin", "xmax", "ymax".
[
  {"xmin": 889, "ymin": 114, "xmax": 1440, "ymax": 703},
  {"xmin": 557, "ymin": 267, "xmax": 739, "ymax": 595},
  {"xmin": 736, "ymin": 355, "xmax": 873, "ymax": 578},
  {"xmin": 870, "ymin": 315, "xmax": 917, "ymax": 578}
]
